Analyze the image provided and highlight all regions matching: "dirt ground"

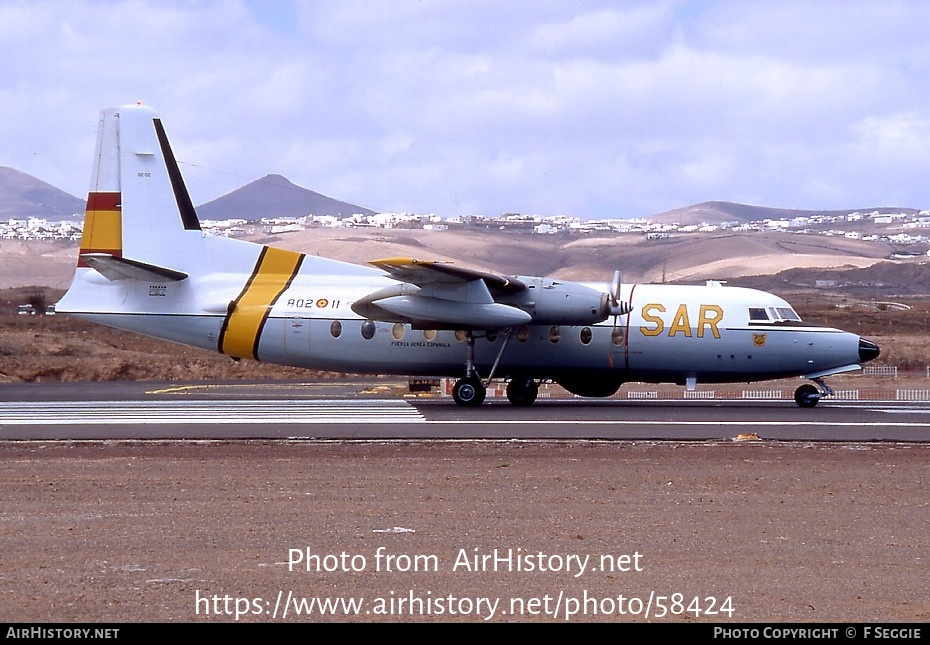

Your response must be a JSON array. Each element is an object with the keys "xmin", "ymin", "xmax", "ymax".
[
  {"xmin": 0, "ymin": 312, "xmax": 329, "ymax": 383},
  {"xmin": 1, "ymin": 440, "xmax": 927, "ymax": 623}
]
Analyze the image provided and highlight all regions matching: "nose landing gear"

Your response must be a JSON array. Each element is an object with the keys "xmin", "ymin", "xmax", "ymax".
[
  {"xmin": 794, "ymin": 383, "xmax": 821, "ymax": 408},
  {"xmin": 794, "ymin": 377, "xmax": 834, "ymax": 408}
]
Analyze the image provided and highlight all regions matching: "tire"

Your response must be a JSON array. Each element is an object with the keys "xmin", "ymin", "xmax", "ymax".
[
  {"xmin": 794, "ymin": 383, "xmax": 821, "ymax": 408},
  {"xmin": 506, "ymin": 378, "xmax": 539, "ymax": 406},
  {"xmin": 453, "ymin": 377, "xmax": 486, "ymax": 406}
]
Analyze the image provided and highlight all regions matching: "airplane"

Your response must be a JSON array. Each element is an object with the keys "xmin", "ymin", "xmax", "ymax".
[{"xmin": 56, "ymin": 104, "xmax": 881, "ymax": 408}]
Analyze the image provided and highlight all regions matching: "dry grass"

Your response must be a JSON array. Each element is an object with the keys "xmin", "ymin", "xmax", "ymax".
[
  {"xmin": 0, "ymin": 314, "xmax": 326, "ymax": 383},
  {"xmin": 797, "ymin": 301, "xmax": 930, "ymax": 369}
]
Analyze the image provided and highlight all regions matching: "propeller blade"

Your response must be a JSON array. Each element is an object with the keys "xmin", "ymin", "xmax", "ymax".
[
  {"xmin": 611, "ymin": 270, "xmax": 621, "ymax": 303},
  {"xmin": 608, "ymin": 270, "xmax": 631, "ymax": 317}
]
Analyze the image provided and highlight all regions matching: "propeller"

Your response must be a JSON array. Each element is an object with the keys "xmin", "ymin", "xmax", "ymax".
[
  {"xmin": 605, "ymin": 270, "xmax": 632, "ymax": 337},
  {"xmin": 608, "ymin": 270, "xmax": 632, "ymax": 317}
]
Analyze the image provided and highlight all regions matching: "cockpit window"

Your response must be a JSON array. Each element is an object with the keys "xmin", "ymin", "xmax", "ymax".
[{"xmin": 749, "ymin": 306, "xmax": 802, "ymax": 323}]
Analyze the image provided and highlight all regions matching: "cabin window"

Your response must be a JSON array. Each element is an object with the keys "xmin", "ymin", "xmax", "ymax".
[
  {"xmin": 392, "ymin": 323, "xmax": 405, "ymax": 340},
  {"xmin": 579, "ymin": 327, "xmax": 592, "ymax": 345},
  {"xmin": 423, "ymin": 329, "xmax": 436, "ymax": 341},
  {"xmin": 611, "ymin": 326, "xmax": 624, "ymax": 347},
  {"xmin": 748, "ymin": 308, "xmax": 769, "ymax": 321},
  {"xmin": 548, "ymin": 326, "xmax": 561, "ymax": 344},
  {"xmin": 486, "ymin": 331, "xmax": 498, "ymax": 343},
  {"xmin": 330, "ymin": 320, "xmax": 342, "ymax": 339},
  {"xmin": 516, "ymin": 325, "xmax": 530, "ymax": 343},
  {"xmin": 361, "ymin": 320, "xmax": 376, "ymax": 340},
  {"xmin": 454, "ymin": 330, "xmax": 467, "ymax": 342}
]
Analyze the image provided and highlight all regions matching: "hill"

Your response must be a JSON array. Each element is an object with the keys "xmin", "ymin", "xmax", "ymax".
[
  {"xmin": 651, "ymin": 201, "xmax": 920, "ymax": 226},
  {"xmin": 0, "ymin": 167, "xmax": 84, "ymax": 220},
  {"xmin": 243, "ymin": 227, "xmax": 901, "ymax": 289},
  {"xmin": 733, "ymin": 261, "xmax": 930, "ymax": 298},
  {"xmin": 195, "ymin": 174, "xmax": 377, "ymax": 220},
  {"xmin": 3, "ymin": 227, "xmax": 919, "ymax": 296}
]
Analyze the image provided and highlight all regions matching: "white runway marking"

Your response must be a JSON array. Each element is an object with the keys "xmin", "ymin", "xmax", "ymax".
[
  {"xmin": 427, "ymin": 419, "xmax": 930, "ymax": 427},
  {"xmin": 0, "ymin": 400, "xmax": 425, "ymax": 425}
]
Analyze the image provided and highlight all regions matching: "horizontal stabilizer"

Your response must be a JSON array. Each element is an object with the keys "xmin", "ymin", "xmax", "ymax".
[{"xmin": 79, "ymin": 253, "xmax": 188, "ymax": 282}]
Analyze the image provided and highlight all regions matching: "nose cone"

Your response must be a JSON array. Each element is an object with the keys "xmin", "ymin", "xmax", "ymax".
[{"xmin": 858, "ymin": 337, "xmax": 881, "ymax": 363}]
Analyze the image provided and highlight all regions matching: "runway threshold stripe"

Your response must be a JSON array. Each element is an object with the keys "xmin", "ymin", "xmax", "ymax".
[{"xmin": 0, "ymin": 400, "xmax": 424, "ymax": 425}]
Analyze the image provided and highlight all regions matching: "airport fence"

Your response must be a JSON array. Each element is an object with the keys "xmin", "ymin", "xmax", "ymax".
[
  {"xmin": 683, "ymin": 390, "xmax": 715, "ymax": 399},
  {"xmin": 862, "ymin": 366, "xmax": 898, "ymax": 377},
  {"xmin": 896, "ymin": 389, "xmax": 930, "ymax": 401},
  {"xmin": 436, "ymin": 378, "xmax": 930, "ymax": 401}
]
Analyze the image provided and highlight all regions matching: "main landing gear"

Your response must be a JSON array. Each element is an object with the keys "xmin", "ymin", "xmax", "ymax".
[
  {"xmin": 506, "ymin": 377, "xmax": 539, "ymax": 406},
  {"xmin": 451, "ymin": 328, "xmax": 537, "ymax": 407},
  {"xmin": 452, "ymin": 375, "xmax": 486, "ymax": 406},
  {"xmin": 452, "ymin": 373, "xmax": 540, "ymax": 406},
  {"xmin": 451, "ymin": 331, "xmax": 492, "ymax": 407},
  {"xmin": 794, "ymin": 378, "xmax": 834, "ymax": 408}
]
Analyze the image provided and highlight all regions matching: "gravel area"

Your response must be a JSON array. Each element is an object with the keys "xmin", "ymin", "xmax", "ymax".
[{"xmin": 1, "ymin": 440, "xmax": 927, "ymax": 623}]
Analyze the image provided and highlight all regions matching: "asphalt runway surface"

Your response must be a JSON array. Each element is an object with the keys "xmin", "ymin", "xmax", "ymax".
[
  {"xmin": 2, "ymin": 380, "xmax": 930, "ymax": 441},
  {"xmin": 2, "ymin": 380, "xmax": 928, "ymax": 623}
]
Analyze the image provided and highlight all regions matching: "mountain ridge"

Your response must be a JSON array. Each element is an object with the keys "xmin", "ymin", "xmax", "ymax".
[
  {"xmin": 650, "ymin": 200, "xmax": 921, "ymax": 225},
  {"xmin": 0, "ymin": 167, "xmax": 85, "ymax": 220},
  {"xmin": 0, "ymin": 166, "xmax": 923, "ymax": 224},
  {"xmin": 195, "ymin": 173, "xmax": 377, "ymax": 220}
]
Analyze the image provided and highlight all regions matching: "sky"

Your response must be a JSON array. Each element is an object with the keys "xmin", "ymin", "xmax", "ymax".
[{"xmin": 2, "ymin": 0, "xmax": 930, "ymax": 219}]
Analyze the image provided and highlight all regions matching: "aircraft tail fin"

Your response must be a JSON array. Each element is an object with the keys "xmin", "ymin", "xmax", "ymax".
[
  {"xmin": 76, "ymin": 103, "xmax": 202, "ymax": 274},
  {"xmin": 58, "ymin": 104, "xmax": 376, "ymax": 334}
]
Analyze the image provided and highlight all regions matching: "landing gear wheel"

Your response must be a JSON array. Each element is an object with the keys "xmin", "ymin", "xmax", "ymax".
[
  {"xmin": 794, "ymin": 383, "xmax": 821, "ymax": 408},
  {"xmin": 506, "ymin": 378, "xmax": 539, "ymax": 406},
  {"xmin": 453, "ymin": 377, "xmax": 486, "ymax": 406}
]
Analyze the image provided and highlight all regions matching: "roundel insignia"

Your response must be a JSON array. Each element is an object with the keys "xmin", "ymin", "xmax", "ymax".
[
  {"xmin": 752, "ymin": 333, "xmax": 767, "ymax": 347},
  {"xmin": 316, "ymin": 298, "xmax": 328, "ymax": 308}
]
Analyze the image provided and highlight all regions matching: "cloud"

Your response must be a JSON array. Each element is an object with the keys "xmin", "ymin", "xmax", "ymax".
[{"xmin": 1, "ymin": 0, "xmax": 929, "ymax": 217}]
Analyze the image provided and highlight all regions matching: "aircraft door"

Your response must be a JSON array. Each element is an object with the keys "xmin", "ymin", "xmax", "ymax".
[{"xmin": 283, "ymin": 314, "xmax": 311, "ymax": 357}]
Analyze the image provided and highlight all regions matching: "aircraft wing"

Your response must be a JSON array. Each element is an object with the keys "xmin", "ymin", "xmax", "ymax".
[
  {"xmin": 370, "ymin": 257, "xmax": 526, "ymax": 293},
  {"xmin": 353, "ymin": 257, "xmax": 532, "ymax": 329},
  {"xmin": 355, "ymin": 257, "xmax": 614, "ymax": 330}
]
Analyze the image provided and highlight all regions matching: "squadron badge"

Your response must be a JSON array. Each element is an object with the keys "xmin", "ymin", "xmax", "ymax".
[{"xmin": 752, "ymin": 333, "xmax": 767, "ymax": 347}]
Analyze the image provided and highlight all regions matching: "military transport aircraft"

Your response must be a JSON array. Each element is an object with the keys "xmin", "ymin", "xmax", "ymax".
[{"xmin": 56, "ymin": 104, "xmax": 880, "ymax": 407}]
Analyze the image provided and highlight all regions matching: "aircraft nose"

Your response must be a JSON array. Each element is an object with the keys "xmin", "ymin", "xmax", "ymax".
[{"xmin": 858, "ymin": 337, "xmax": 881, "ymax": 363}]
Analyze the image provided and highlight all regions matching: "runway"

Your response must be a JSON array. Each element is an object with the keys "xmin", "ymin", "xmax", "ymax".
[
  {"xmin": 2, "ymin": 380, "xmax": 930, "ymax": 441},
  {"xmin": 3, "ymin": 380, "xmax": 929, "ymax": 623}
]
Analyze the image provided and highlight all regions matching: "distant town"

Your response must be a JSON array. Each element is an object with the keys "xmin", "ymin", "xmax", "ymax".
[{"xmin": 5, "ymin": 208, "xmax": 930, "ymax": 254}]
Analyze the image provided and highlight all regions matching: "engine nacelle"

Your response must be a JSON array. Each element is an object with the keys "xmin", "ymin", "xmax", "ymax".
[
  {"xmin": 501, "ymin": 278, "xmax": 610, "ymax": 326},
  {"xmin": 353, "ymin": 276, "xmax": 620, "ymax": 330}
]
